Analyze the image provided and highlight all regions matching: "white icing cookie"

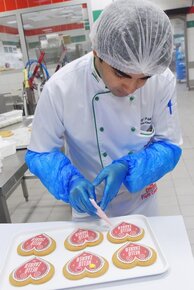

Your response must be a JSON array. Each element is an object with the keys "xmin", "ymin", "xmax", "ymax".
[
  {"xmin": 9, "ymin": 257, "xmax": 55, "ymax": 286},
  {"xmin": 17, "ymin": 233, "xmax": 56, "ymax": 256},
  {"xmin": 64, "ymin": 228, "xmax": 103, "ymax": 251},
  {"xmin": 112, "ymin": 242, "xmax": 157, "ymax": 269},
  {"xmin": 107, "ymin": 221, "xmax": 144, "ymax": 243},
  {"xmin": 63, "ymin": 251, "xmax": 109, "ymax": 280}
]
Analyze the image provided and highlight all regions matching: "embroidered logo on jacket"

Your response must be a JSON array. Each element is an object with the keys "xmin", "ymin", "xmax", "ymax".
[{"xmin": 141, "ymin": 183, "xmax": 157, "ymax": 200}]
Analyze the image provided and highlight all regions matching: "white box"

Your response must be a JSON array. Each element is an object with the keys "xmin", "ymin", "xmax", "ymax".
[{"xmin": 0, "ymin": 138, "xmax": 16, "ymax": 158}]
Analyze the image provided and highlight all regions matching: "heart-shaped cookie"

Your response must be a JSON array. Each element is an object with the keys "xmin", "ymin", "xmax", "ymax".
[
  {"xmin": 63, "ymin": 251, "xmax": 109, "ymax": 280},
  {"xmin": 17, "ymin": 233, "xmax": 56, "ymax": 256},
  {"xmin": 112, "ymin": 242, "xmax": 157, "ymax": 269},
  {"xmin": 9, "ymin": 257, "xmax": 55, "ymax": 286},
  {"xmin": 107, "ymin": 222, "xmax": 144, "ymax": 243},
  {"xmin": 64, "ymin": 229, "xmax": 103, "ymax": 251}
]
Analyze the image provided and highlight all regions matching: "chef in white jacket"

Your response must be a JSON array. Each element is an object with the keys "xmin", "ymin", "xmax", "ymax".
[{"xmin": 26, "ymin": 0, "xmax": 182, "ymax": 219}]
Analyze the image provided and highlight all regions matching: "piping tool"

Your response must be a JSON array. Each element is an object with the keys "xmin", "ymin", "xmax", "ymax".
[{"xmin": 89, "ymin": 198, "xmax": 113, "ymax": 227}]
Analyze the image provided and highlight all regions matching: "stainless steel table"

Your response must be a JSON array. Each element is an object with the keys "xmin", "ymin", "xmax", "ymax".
[
  {"xmin": 0, "ymin": 150, "xmax": 28, "ymax": 223},
  {"xmin": 0, "ymin": 116, "xmax": 34, "ymax": 223}
]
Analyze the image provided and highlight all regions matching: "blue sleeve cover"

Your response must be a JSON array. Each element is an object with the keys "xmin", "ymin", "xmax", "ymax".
[
  {"xmin": 115, "ymin": 141, "xmax": 182, "ymax": 193},
  {"xmin": 25, "ymin": 149, "xmax": 83, "ymax": 202}
]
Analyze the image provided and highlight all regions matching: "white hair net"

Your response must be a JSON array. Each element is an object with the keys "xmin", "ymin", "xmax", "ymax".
[{"xmin": 90, "ymin": 0, "xmax": 173, "ymax": 75}]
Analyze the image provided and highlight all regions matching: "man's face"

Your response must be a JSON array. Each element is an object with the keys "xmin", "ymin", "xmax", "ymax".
[{"xmin": 94, "ymin": 54, "xmax": 151, "ymax": 97}]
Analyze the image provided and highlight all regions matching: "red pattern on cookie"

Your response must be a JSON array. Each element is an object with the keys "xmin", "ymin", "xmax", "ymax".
[
  {"xmin": 21, "ymin": 234, "xmax": 52, "ymax": 252},
  {"xmin": 108, "ymin": 222, "xmax": 144, "ymax": 243},
  {"xmin": 117, "ymin": 243, "xmax": 152, "ymax": 263},
  {"xmin": 10, "ymin": 257, "xmax": 53, "ymax": 284},
  {"xmin": 111, "ymin": 222, "xmax": 142, "ymax": 238},
  {"xmin": 112, "ymin": 242, "xmax": 157, "ymax": 269},
  {"xmin": 67, "ymin": 252, "xmax": 104, "ymax": 274},
  {"xmin": 68, "ymin": 229, "xmax": 100, "ymax": 246}
]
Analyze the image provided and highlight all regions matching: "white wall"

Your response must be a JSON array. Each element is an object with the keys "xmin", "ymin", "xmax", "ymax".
[
  {"xmin": 0, "ymin": 70, "xmax": 23, "ymax": 95},
  {"xmin": 89, "ymin": 0, "xmax": 192, "ymax": 16},
  {"xmin": 90, "ymin": 0, "xmax": 113, "ymax": 11},
  {"xmin": 90, "ymin": 0, "xmax": 192, "ymax": 11},
  {"xmin": 186, "ymin": 12, "xmax": 194, "ymax": 88},
  {"xmin": 148, "ymin": 0, "xmax": 192, "ymax": 10}
]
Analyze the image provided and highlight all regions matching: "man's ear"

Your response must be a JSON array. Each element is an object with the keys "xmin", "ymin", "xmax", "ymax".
[{"xmin": 93, "ymin": 50, "xmax": 97, "ymax": 57}]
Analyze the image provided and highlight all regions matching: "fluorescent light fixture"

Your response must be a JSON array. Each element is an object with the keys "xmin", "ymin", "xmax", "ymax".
[
  {"xmin": 7, "ymin": 20, "xmax": 17, "ymax": 24},
  {"xmin": 23, "ymin": 24, "xmax": 34, "ymax": 29}
]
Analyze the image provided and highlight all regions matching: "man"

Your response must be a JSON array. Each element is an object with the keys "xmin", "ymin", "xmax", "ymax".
[{"xmin": 26, "ymin": 0, "xmax": 182, "ymax": 219}]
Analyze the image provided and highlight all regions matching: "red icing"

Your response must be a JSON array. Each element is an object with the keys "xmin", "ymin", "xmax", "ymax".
[
  {"xmin": 67, "ymin": 252, "xmax": 104, "ymax": 274},
  {"xmin": 110, "ymin": 222, "xmax": 141, "ymax": 239},
  {"xmin": 12, "ymin": 257, "xmax": 50, "ymax": 281},
  {"xmin": 21, "ymin": 234, "xmax": 51, "ymax": 252},
  {"xmin": 69, "ymin": 229, "xmax": 99, "ymax": 246},
  {"xmin": 117, "ymin": 243, "xmax": 151, "ymax": 263}
]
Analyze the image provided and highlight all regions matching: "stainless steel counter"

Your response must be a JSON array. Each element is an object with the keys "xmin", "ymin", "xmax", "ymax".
[
  {"xmin": 0, "ymin": 116, "xmax": 33, "ymax": 223},
  {"xmin": 0, "ymin": 149, "xmax": 28, "ymax": 223}
]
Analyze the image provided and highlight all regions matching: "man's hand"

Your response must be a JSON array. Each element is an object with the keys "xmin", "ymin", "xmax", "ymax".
[
  {"xmin": 69, "ymin": 177, "xmax": 97, "ymax": 215},
  {"xmin": 93, "ymin": 162, "xmax": 128, "ymax": 211}
]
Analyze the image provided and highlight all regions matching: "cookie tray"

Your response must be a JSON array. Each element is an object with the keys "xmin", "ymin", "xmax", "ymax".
[{"xmin": 0, "ymin": 215, "xmax": 169, "ymax": 290}]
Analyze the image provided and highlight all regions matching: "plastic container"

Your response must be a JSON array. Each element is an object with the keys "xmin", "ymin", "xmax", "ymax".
[
  {"xmin": 0, "ymin": 110, "xmax": 23, "ymax": 129},
  {"xmin": 0, "ymin": 137, "xmax": 16, "ymax": 158}
]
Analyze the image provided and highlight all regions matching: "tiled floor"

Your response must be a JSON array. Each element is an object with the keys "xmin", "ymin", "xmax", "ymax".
[{"xmin": 7, "ymin": 82, "xmax": 194, "ymax": 255}]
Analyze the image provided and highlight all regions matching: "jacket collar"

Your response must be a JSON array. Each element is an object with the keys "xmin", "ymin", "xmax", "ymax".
[{"xmin": 91, "ymin": 55, "xmax": 109, "ymax": 92}]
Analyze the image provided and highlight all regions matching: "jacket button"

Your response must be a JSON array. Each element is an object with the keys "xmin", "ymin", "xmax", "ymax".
[
  {"xmin": 129, "ymin": 96, "xmax": 135, "ymax": 101},
  {"xmin": 102, "ymin": 152, "xmax": 107, "ymax": 157},
  {"xmin": 99, "ymin": 127, "xmax": 104, "ymax": 132},
  {"xmin": 95, "ymin": 96, "xmax": 99, "ymax": 101},
  {"xmin": 131, "ymin": 127, "xmax": 136, "ymax": 132}
]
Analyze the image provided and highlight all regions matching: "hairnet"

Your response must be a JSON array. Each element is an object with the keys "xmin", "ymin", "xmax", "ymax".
[{"xmin": 90, "ymin": 0, "xmax": 173, "ymax": 75}]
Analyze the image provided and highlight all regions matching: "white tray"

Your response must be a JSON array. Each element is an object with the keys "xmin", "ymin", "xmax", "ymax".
[{"xmin": 0, "ymin": 215, "xmax": 169, "ymax": 290}]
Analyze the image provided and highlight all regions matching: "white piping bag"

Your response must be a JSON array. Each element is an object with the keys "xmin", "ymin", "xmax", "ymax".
[{"xmin": 89, "ymin": 198, "xmax": 113, "ymax": 226}]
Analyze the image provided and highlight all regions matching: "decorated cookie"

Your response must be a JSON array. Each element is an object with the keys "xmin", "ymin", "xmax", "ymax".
[
  {"xmin": 112, "ymin": 242, "xmax": 157, "ymax": 269},
  {"xmin": 107, "ymin": 222, "xmax": 144, "ymax": 243},
  {"xmin": 63, "ymin": 251, "xmax": 109, "ymax": 280},
  {"xmin": 64, "ymin": 229, "xmax": 103, "ymax": 251},
  {"xmin": 17, "ymin": 233, "xmax": 56, "ymax": 256},
  {"xmin": 9, "ymin": 257, "xmax": 55, "ymax": 286},
  {"xmin": 0, "ymin": 130, "xmax": 13, "ymax": 137}
]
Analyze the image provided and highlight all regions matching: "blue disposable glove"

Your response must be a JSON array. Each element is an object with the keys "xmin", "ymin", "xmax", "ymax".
[
  {"xmin": 93, "ymin": 162, "xmax": 128, "ymax": 211},
  {"xmin": 69, "ymin": 176, "xmax": 97, "ymax": 215},
  {"xmin": 116, "ymin": 141, "xmax": 182, "ymax": 193},
  {"xmin": 25, "ymin": 149, "xmax": 96, "ymax": 215}
]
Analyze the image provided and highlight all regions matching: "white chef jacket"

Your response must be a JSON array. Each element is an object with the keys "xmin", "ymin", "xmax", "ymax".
[{"xmin": 29, "ymin": 52, "xmax": 182, "ymax": 218}]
